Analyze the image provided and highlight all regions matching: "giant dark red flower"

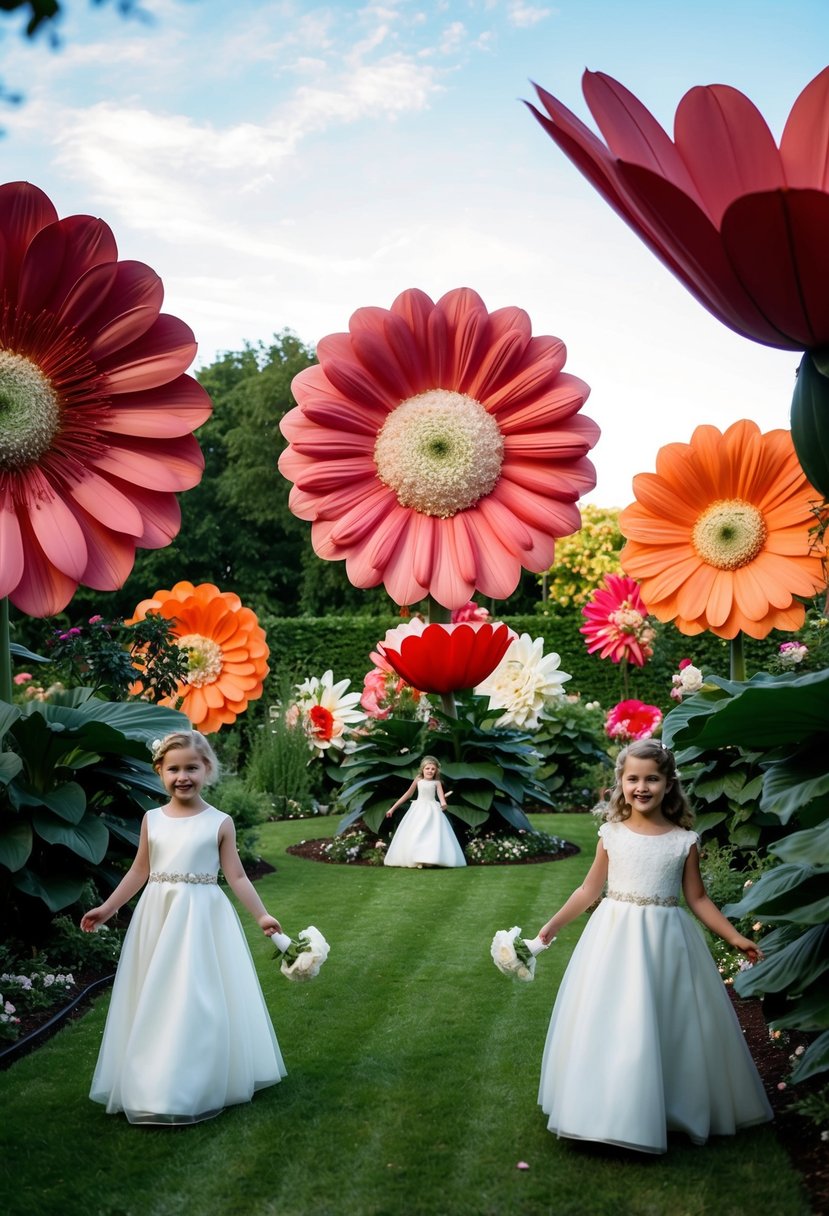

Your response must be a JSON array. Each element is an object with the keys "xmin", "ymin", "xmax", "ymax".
[
  {"xmin": 0, "ymin": 181, "xmax": 211, "ymax": 616},
  {"xmin": 527, "ymin": 68, "xmax": 829, "ymax": 352},
  {"xmin": 372, "ymin": 619, "xmax": 514, "ymax": 695}
]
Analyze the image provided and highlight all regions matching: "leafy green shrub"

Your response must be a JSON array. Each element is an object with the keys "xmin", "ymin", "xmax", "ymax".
[
  {"xmin": 245, "ymin": 712, "xmax": 320, "ymax": 817},
  {"xmin": 533, "ymin": 697, "xmax": 611, "ymax": 807}
]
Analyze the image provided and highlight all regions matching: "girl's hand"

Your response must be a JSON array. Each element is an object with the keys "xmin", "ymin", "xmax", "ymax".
[
  {"xmin": 732, "ymin": 934, "xmax": 764, "ymax": 963},
  {"xmin": 80, "ymin": 907, "xmax": 111, "ymax": 933},
  {"xmin": 538, "ymin": 920, "xmax": 557, "ymax": 946},
  {"xmin": 386, "ymin": 809, "xmax": 394, "ymax": 818},
  {"xmin": 259, "ymin": 914, "xmax": 282, "ymax": 935}
]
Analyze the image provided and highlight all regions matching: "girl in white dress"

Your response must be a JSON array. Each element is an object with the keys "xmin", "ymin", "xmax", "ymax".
[
  {"xmin": 533, "ymin": 739, "xmax": 772, "ymax": 1154},
  {"xmin": 81, "ymin": 730, "xmax": 287, "ymax": 1124},
  {"xmin": 384, "ymin": 756, "xmax": 466, "ymax": 868}
]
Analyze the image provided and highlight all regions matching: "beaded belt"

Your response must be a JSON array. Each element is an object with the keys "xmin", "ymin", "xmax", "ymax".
[
  {"xmin": 148, "ymin": 871, "xmax": 217, "ymax": 885},
  {"xmin": 606, "ymin": 890, "xmax": 678, "ymax": 907}
]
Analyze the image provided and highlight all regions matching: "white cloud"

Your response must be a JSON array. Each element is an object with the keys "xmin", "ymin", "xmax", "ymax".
[{"xmin": 507, "ymin": 1, "xmax": 554, "ymax": 29}]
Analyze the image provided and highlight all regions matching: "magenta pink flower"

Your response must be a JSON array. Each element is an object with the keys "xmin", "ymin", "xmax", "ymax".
[
  {"xmin": 278, "ymin": 287, "xmax": 598, "ymax": 610},
  {"xmin": 605, "ymin": 699, "xmax": 662, "ymax": 742},
  {"xmin": 580, "ymin": 574, "xmax": 655, "ymax": 666},
  {"xmin": 0, "ymin": 181, "xmax": 211, "ymax": 617},
  {"xmin": 373, "ymin": 618, "xmax": 514, "ymax": 695},
  {"xmin": 450, "ymin": 600, "xmax": 491, "ymax": 624}
]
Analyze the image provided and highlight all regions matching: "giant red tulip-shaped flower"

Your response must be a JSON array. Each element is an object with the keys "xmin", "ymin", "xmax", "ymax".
[
  {"xmin": 128, "ymin": 582, "xmax": 269, "ymax": 733},
  {"xmin": 279, "ymin": 288, "xmax": 599, "ymax": 610},
  {"xmin": 0, "ymin": 182, "xmax": 212, "ymax": 616},
  {"xmin": 619, "ymin": 421, "xmax": 826, "ymax": 640},
  {"xmin": 372, "ymin": 619, "xmax": 514, "ymax": 695},
  {"xmin": 527, "ymin": 68, "xmax": 829, "ymax": 352}
]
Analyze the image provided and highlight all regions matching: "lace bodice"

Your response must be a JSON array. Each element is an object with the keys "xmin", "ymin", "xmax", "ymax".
[{"xmin": 599, "ymin": 821, "xmax": 698, "ymax": 903}]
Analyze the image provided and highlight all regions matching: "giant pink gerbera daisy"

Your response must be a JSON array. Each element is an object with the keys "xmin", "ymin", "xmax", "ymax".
[
  {"xmin": 580, "ymin": 574, "xmax": 655, "ymax": 666},
  {"xmin": 278, "ymin": 288, "xmax": 599, "ymax": 610},
  {"xmin": 0, "ymin": 181, "xmax": 211, "ymax": 616}
]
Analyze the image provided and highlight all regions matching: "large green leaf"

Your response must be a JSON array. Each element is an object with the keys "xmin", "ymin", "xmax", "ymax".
[
  {"xmin": 761, "ymin": 746, "xmax": 829, "ymax": 821},
  {"xmin": 734, "ymin": 924, "xmax": 829, "ymax": 998},
  {"xmin": 769, "ymin": 978, "xmax": 829, "ymax": 1031},
  {"xmin": 770, "ymin": 818, "xmax": 829, "ymax": 867},
  {"xmin": 723, "ymin": 864, "xmax": 829, "ymax": 923},
  {"xmin": 789, "ymin": 1029, "xmax": 829, "ymax": 1084},
  {"xmin": 445, "ymin": 803, "xmax": 488, "ymax": 829},
  {"xmin": 0, "ymin": 819, "xmax": 32, "ymax": 871},
  {"xmin": 12, "ymin": 868, "xmax": 85, "ymax": 912},
  {"xmin": 99, "ymin": 814, "xmax": 141, "ymax": 847},
  {"xmin": 665, "ymin": 670, "xmax": 829, "ymax": 749},
  {"xmin": 790, "ymin": 349, "xmax": 829, "ymax": 498},
  {"xmin": 10, "ymin": 641, "xmax": 48, "ymax": 664},
  {"xmin": 13, "ymin": 781, "xmax": 87, "ymax": 823},
  {"xmin": 71, "ymin": 699, "xmax": 190, "ymax": 742},
  {"xmin": 31, "ymin": 808, "xmax": 109, "ymax": 863},
  {"xmin": 0, "ymin": 702, "xmax": 21, "ymax": 737},
  {"xmin": 0, "ymin": 750, "xmax": 23, "ymax": 784}
]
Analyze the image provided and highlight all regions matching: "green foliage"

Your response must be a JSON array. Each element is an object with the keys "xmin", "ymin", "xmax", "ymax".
[
  {"xmin": 532, "ymin": 697, "xmax": 610, "ymax": 807},
  {"xmin": 464, "ymin": 827, "xmax": 570, "ymax": 864},
  {"xmin": 539, "ymin": 504, "xmax": 623, "ymax": 608},
  {"xmin": 665, "ymin": 667, "xmax": 829, "ymax": 1081},
  {"xmin": 30, "ymin": 613, "xmax": 188, "ymax": 703},
  {"xmin": 333, "ymin": 700, "xmax": 553, "ymax": 838},
  {"xmin": 245, "ymin": 713, "xmax": 320, "ymax": 818},
  {"xmin": 0, "ymin": 692, "xmax": 188, "ymax": 939}
]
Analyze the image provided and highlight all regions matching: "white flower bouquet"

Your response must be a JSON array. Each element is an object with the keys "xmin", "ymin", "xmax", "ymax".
[
  {"xmin": 490, "ymin": 927, "xmax": 548, "ymax": 982},
  {"xmin": 271, "ymin": 926, "xmax": 330, "ymax": 981}
]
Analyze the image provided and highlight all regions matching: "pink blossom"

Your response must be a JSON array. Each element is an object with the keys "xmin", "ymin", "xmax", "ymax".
[
  {"xmin": 451, "ymin": 600, "xmax": 491, "ymax": 624},
  {"xmin": 605, "ymin": 699, "xmax": 662, "ymax": 742},
  {"xmin": 580, "ymin": 575, "xmax": 654, "ymax": 666},
  {"xmin": 13, "ymin": 673, "xmax": 32, "ymax": 685}
]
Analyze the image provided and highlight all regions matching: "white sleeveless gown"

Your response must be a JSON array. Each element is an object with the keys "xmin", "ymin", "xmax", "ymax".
[{"xmin": 383, "ymin": 779, "xmax": 466, "ymax": 868}]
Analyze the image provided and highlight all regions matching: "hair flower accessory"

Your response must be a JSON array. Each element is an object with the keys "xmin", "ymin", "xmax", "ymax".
[{"xmin": 150, "ymin": 739, "xmax": 164, "ymax": 761}]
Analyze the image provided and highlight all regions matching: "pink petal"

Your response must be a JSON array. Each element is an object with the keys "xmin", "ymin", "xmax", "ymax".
[
  {"xmin": 67, "ymin": 469, "xmax": 145, "ymax": 537},
  {"xmin": 0, "ymin": 504, "xmax": 24, "ymax": 597},
  {"xmin": 781, "ymin": 66, "xmax": 829, "ymax": 189},
  {"xmin": 98, "ymin": 314, "xmax": 198, "ymax": 390},
  {"xmin": 18, "ymin": 216, "xmax": 117, "ymax": 317},
  {"xmin": 9, "ymin": 511, "xmax": 78, "ymax": 616},
  {"xmin": 77, "ymin": 510, "xmax": 137, "ymax": 590},
  {"xmin": 90, "ymin": 434, "xmax": 204, "ymax": 492},
  {"xmin": 0, "ymin": 183, "xmax": 58, "ymax": 303},
  {"xmin": 26, "ymin": 492, "xmax": 87, "ymax": 580},
  {"xmin": 104, "ymin": 375, "xmax": 213, "ymax": 437},
  {"xmin": 436, "ymin": 288, "xmax": 492, "ymax": 393},
  {"xmin": 674, "ymin": 84, "xmax": 783, "ymax": 226}
]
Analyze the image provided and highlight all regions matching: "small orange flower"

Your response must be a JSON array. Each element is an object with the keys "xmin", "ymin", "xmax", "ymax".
[
  {"xmin": 128, "ymin": 581, "xmax": 269, "ymax": 733},
  {"xmin": 619, "ymin": 421, "xmax": 826, "ymax": 639}
]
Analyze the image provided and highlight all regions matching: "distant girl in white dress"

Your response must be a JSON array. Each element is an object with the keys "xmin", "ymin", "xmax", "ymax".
[
  {"xmin": 533, "ymin": 739, "xmax": 772, "ymax": 1154},
  {"xmin": 384, "ymin": 756, "xmax": 466, "ymax": 868},
  {"xmin": 81, "ymin": 730, "xmax": 287, "ymax": 1124}
]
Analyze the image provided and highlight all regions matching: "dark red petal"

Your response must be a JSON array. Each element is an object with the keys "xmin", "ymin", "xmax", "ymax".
[
  {"xmin": 0, "ymin": 182, "xmax": 58, "ymax": 303},
  {"xmin": 18, "ymin": 216, "xmax": 117, "ymax": 317}
]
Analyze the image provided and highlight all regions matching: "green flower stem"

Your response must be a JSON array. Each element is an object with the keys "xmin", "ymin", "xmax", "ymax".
[
  {"xmin": 730, "ymin": 631, "xmax": 746, "ymax": 682},
  {"xmin": 0, "ymin": 596, "xmax": 11, "ymax": 707}
]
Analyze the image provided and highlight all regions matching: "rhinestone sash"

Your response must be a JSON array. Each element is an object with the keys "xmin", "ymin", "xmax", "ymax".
[
  {"xmin": 148, "ymin": 871, "xmax": 217, "ymax": 885},
  {"xmin": 606, "ymin": 889, "xmax": 678, "ymax": 907}
]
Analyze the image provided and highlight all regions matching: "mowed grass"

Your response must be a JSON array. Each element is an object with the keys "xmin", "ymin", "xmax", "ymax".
[{"xmin": 1, "ymin": 815, "xmax": 810, "ymax": 1216}]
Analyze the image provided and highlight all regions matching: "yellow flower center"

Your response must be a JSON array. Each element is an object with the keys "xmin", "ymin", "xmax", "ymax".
[
  {"xmin": 178, "ymin": 634, "xmax": 224, "ymax": 687},
  {"xmin": 373, "ymin": 389, "xmax": 504, "ymax": 517},
  {"xmin": 0, "ymin": 351, "xmax": 61, "ymax": 471},
  {"xmin": 692, "ymin": 499, "xmax": 767, "ymax": 569}
]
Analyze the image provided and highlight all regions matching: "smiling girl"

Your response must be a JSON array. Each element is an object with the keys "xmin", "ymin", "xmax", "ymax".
[
  {"xmin": 81, "ymin": 730, "xmax": 287, "ymax": 1124},
  {"xmin": 531, "ymin": 738, "xmax": 772, "ymax": 1154}
]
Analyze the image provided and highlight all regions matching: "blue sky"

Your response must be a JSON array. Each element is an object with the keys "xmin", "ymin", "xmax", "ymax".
[{"xmin": 1, "ymin": 0, "xmax": 827, "ymax": 507}]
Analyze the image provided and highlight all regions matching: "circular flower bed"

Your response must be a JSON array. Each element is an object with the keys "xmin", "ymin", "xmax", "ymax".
[{"xmin": 286, "ymin": 826, "xmax": 580, "ymax": 867}]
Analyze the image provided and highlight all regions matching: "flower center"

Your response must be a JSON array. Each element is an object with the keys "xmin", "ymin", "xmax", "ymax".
[
  {"xmin": 0, "ymin": 351, "xmax": 61, "ymax": 471},
  {"xmin": 373, "ymin": 389, "xmax": 504, "ymax": 517},
  {"xmin": 309, "ymin": 704, "xmax": 334, "ymax": 740},
  {"xmin": 692, "ymin": 499, "xmax": 767, "ymax": 569},
  {"xmin": 178, "ymin": 634, "xmax": 224, "ymax": 687}
]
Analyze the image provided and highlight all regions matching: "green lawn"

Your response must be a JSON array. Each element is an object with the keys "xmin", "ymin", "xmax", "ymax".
[{"xmin": 1, "ymin": 815, "xmax": 810, "ymax": 1216}]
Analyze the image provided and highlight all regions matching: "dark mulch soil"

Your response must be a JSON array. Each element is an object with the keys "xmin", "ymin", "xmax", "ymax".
[{"xmin": 286, "ymin": 836, "xmax": 581, "ymax": 865}]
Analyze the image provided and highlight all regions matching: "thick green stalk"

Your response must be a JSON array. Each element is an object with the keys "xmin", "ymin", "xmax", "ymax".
[
  {"xmin": 0, "ymin": 597, "xmax": 11, "ymax": 705},
  {"xmin": 729, "ymin": 631, "xmax": 746, "ymax": 682}
]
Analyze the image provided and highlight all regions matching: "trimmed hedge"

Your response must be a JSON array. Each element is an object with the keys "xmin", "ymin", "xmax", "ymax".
[{"xmin": 258, "ymin": 609, "xmax": 786, "ymax": 711}]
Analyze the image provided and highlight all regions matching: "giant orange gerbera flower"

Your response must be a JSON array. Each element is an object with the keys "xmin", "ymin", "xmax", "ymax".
[
  {"xmin": 0, "ymin": 182, "xmax": 212, "ymax": 616},
  {"xmin": 128, "ymin": 582, "xmax": 269, "ymax": 733},
  {"xmin": 619, "ymin": 421, "xmax": 826, "ymax": 640},
  {"xmin": 278, "ymin": 288, "xmax": 599, "ymax": 610}
]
